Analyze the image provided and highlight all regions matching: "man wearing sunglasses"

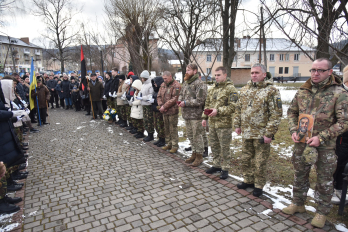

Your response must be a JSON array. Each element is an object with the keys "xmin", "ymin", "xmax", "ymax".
[{"xmin": 283, "ymin": 58, "xmax": 348, "ymax": 228}]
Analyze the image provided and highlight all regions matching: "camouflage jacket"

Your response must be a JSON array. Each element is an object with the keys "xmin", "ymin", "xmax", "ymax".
[
  {"xmin": 157, "ymin": 79, "xmax": 181, "ymax": 115},
  {"xmin": 287, "ymin": 75, "xmax": 348, "ymax": 148},
  {"xmin": 202, "ymin": 78, "xmax": 238, "ymax": 128},
  {"xmin": 178, "ymin": 74, "xmax": 207, "ymax": 120},
  {"xmin": 234, "ymin": 80, "xmax": 282, "ymax": 139}
]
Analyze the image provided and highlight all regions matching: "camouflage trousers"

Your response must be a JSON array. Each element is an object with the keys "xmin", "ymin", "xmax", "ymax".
[
  {"xmin": 210, "ymin": 127, "xmax": 232, "ymax": 171},
  {"xmin": 241, "ymin": 139, "xmax": 270, "ymax": 189},
  {"xmin": 153, "ymin": 111, "xmax": 165, "ymax": 138},
  {"xmin": 0, "ymin": 177, "xmax": 7, "ymax": 199},
  {"xmin": 164, "ymin": 114, "xmax": 179, "ymax": 148},
  {"xmin": 14, "ymin": 127, "xmax": 23, "ymax": 144},
  {"xmin": 186, "ymin": 119, "xmax": 204, "ymax": 153},
  {"xmin": 133, "ymin": 118, "xmax": 144, "ymax": 133},
  {"xmin": 118, "ymin": 105, "xmax": 126, "ymax": 121},
  {"xmin": 203, "ymin": 129, "xmax": 208, "ymax": 147},
  {"xmin": 106, "ymin": 97, "xmax": 114, "ymax": 109},
  {"xmin": 143, "ymin": 106, "xmax": 154, "ymax": 134},
  {"xmin": 292, "ymin": 143, "xmax": 337, "ymax": 215},
  {"xmin": 125, "ymin": 105, "xmax": 132, "ymax": 125}
]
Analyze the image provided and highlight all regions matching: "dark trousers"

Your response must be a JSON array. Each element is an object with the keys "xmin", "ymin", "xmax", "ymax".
[
  {"xmin": 334, "ymin": 137, "xmax": 348, "ymax": 190},
  {"xmin": 37, "ymin": 108, "xmax": 47, "ymax": 124},
  {"xmin": 59, "ymin": 98, "xmax": 65, "ymax": 108},
  {"xmin": 92, "ymin": 101, "xmax": 103, "ymax": 118},
  {"xmin": 74, "ymin": 99, "xmax": 81, "ymax": 111},
  {"xmin": 102, "ymin": 100, "xmax": 107, "ymax": 111},
  {"xmin": 50, "ymin": 92, "xmax": 59, "ymax": 107}
]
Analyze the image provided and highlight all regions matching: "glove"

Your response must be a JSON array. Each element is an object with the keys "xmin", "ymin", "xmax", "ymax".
[
  {"xmin": 112, "ymin": 91, "xmax": 117, "ymax": 98},
  {"xmin": 12, "ymin": 110, "xmax": 26, "ymax": 117},
  {"xmin": 102, "ymin": 95, "xmax": 106, "ymax": 99},
  {"xmin": 125, "ymin": 79, "xmax": 131, "ymax": 85},
  {"xmin": 16, "ymin": 116, "xmax": 23, "ymax": 122},
  {"xmin": 25, "ymin": 108, "xmax": 30, "ymax": 115},
  {"xmin": 20, "ymin": 100, "xmax": 28, "ymax": 107},
  {"xmin": 136, "ymin": 96, "xmax": 142, "ymax": 100},
  {"xmin": 11, "ymin": 102, "xmax": 20, "ymax": 109},
  {"xmin": 128, "ymin": 101, "xmax": 133, "ymax": 106},
  {"xmin": 147, "ymin": 98, "xmax": 154, "ymax": 103},
  {"xmin": 109, "ymin": 92, "xmax": 112, "ymax": 97}
]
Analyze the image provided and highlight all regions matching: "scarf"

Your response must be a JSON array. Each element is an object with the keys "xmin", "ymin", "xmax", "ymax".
[{"xmin": 91, "ymin": 80, "xmax": 96, "ymax": 86}]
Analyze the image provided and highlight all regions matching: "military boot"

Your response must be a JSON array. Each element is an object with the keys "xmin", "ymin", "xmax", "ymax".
[
  {"xmin": 311, "ymin": 213, "xmax": 326, "ymax": 228},
  {"xmin": 156, "ymin": 138, "xmax": 166, "ymax": 147},
  {"xmin": 169, "ymin": 147, "xmax": 178, "ymax": 153},
  {"xmin": 281, "ymin": 203, "xmax": 306, "ymax": 215},
  {"xmin": 126, "ymin": 123, "xmax": 134, "ymax": 130},
  {"xmin": 162, "ymin": 144, "xmax": 172, "ymax": 150},
  {"xmin": 153, "ymin": 139, "xmax": 161, "ymax": 145},
  {"xmin": 0, "ymin": 199, "xmax": 20, "ymax": 214},
  {"xmin": 203, "ymin": 147, "xmax": 208, "ymax": 157},
  {"xmin": 143, "ymin": 133, "xmax": 154, "ymax": 142},
  {"xmin": 185, "ymin": 152, "xmax": 196, "ymax": 163},
  {"xmin": 191, "ymin": 153, "xmax": 203, "ymax": 167}
]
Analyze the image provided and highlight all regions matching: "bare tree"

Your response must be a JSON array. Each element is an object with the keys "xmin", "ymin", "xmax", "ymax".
[
  {"xmin": 261, "ymin": 0, "xmax": 348, "ymax": 65},
  {"xmin": 158, "ymin": 0, "xmax": 218, "ymax": 77},
  {"xmin": 105, "ymin": 0, "xmax": 162, "ymax": 75},
  {"xmin": 32, "ymin": 0, "xmax": 81, "ymax": 72}
]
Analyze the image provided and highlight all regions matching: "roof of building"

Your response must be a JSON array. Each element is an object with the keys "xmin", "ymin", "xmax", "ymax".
[
  {"xmin": 168, "ymin": 60, "xmax": 182, "ymax": 65},
  {"xmin": 193, "ymin": 38, "xmax": 314, "ymax": 52},
  {"xmin": 0, "ymin": 35, "xmax": 42, "ymax": 49}
]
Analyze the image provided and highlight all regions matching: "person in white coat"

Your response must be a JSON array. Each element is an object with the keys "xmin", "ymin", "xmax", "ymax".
[
  {"xmin": 130, "ymin": 79, "xmax": 144, "ymax": 138},
  {"xmin": 137, "ymin": 70, "xmax": 155, "ymax": 142}
]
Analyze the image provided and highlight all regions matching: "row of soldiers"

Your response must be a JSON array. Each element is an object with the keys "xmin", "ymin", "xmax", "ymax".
[{"xmin": 106, "ymin": 60, "xmax": 348, "ymax": 229}]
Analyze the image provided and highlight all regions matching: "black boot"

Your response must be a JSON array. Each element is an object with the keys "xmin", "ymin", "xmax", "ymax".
[
  {"xmin": 143, "ymin": 133, "xmax": 154, "ymax": 142},
  {"xmin": 153, "ymin": 139, "xmax": 160, "ymax": 145},
  {"xmin": 156, "ymin": 138, "xmax": 166, "ymax": 147},
  {"xmin": 220, "ymin": 170, "xmax": 229, "ymax": 179},
  {"xmin": 135, "ymin": 132, "xmax": 145, "ymax": 138},
  {"xmin": 126, "ymin": 123, "xmax": 134, "ymax": 130},
  {"xmin": 130, "ymin": 128, "xmax": 138, "ymax": 134},
  {"xmin": 237, "ymin": 182, "xmax": 255, "ymax": 189},
  {"xmin": 185, "ymin": 146, "xmax": 192, "ymax": 151},
  {"xmin": 120, "ymin": 121, "xmax": 128, "ymax": 127},
  {"xmin": 7, "ymin": 184, "xmax": 23, "ymax": 192},
  {"xmin": 4, "ymin": 196, "xmax": 22, "ymax": 204},
  {"xmin": 203, "ymin": 147, "xmax": 208, "ymax": 158},
  {"xmin": 11, "ymin": 170, "xmax": 28, "ymax": 180},
  {"xmin": 0, "ymin": 199, "xmax": 20, "ymax": 214},
  {"xmin": 206, "ymin": 167, "xmax": 222, "ymax": 174}
]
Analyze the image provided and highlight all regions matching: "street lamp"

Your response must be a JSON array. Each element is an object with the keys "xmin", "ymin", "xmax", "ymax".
[{"xmin": 98, "ymin": 46, "xmax": 104, "ymax": 76}]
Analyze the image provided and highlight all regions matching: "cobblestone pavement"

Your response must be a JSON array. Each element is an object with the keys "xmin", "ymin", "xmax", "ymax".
[{"xmin": 14, "ymin": 108, "xmax": 340, "ymax": 231}]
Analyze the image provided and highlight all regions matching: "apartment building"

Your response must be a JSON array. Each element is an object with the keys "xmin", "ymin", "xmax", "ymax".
[
  {"xmin": 192, "ymin": 37, "xmax": 316, "ymax": 84},
  {"xmin": 0, "ymin": 35, "xmax": 43, "ymax": 73}
]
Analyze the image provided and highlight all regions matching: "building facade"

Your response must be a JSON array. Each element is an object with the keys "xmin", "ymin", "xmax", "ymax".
[
  {"xmin": 192, "ymin": 37, "xmax": 316, "ymax": 85},
  {"xmin": 0, "ymin": 36, "xmax": 43, "ymax": 73}
]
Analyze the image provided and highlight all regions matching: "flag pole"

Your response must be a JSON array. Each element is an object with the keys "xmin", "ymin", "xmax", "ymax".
[{"xmin": 86, "ymin": 77, "xmax": 95, "ymax": 119}]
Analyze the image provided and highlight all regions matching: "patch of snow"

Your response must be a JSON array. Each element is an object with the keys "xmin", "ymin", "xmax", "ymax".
[
  {"xmin": 56, "ymin": 123, "xmax": 60, "ymax": 124},
  {"xmin": 305, "ymin": 205, "xmax": 316, "ymax": 213},
  {"xmin": 1, "ymin": 223, "xmax": 20, "ymax": 231},
  {"xmin": 260, "ymin": 209, "xmax": 272, "ymax": 217},
  {"xmin": 50, "ymin": 138, "xmax": 57, "ymax": 142},
  {"xmin": 76, "ymin": 126, "xmax": 85, "ymax": 130},
  {"xmin": 278, "ymin": 145, "xmax": 293, "ymax": 158},
  {"xmin": 123, "ymin": 140, "xmax": 130, "ymax": 144},
  {"xmin": 278, "ymin": 89, "xmax": 297, "ymax": 102},
  {"xmin": 81, "ymin": 122, "xmax": 86, "ymax": 123},
  {"xmin": 336, "ymin": 223, "xmax": 348, "ymax": 232},
  {"xmin": 282, "ymin": 104, "xmax": 289, "ymax": 118},
  {"xmin": 263, "ymin": 183, "xmax": 292, "ymax": 210},
  {"xmin": 119, "ymin": 133, "xmax": 123, "ymax": 135}
]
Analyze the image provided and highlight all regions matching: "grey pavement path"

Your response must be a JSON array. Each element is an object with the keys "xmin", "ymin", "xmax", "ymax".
[{"xmin": 18, "ymin": 108, "xmax": 340, "ymax": 232}]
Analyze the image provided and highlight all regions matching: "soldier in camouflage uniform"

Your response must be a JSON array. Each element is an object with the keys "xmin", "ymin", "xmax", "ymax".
[
  {"xmin": 157, "ymin": 71, "xmax": 182, "ymax": 152},
  {"xmin": 202, "ymin": 66, "xmax": 238, "ymax": 179},
  {"xmin": 234, "ymin": 63, "xmax": 282, "ymax": 197},
  {"xmin": 178, "ymin": 64, "xmax": 207, "ymax": 166},
  {"xmin": 282, "ymin": 58, "xmax": 348, "ymax": 228}
]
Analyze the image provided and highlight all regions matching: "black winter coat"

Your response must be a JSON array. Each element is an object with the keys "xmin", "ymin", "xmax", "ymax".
[
  {"xmin": 151, "ymin": 76, "xmax": 164, "ymax": 112},
  {"xmin": 0, "ymin": 82, "xmax": 24, "ymax": 167},
  {"xmin": 336, "ymin": 85, "xmax": 348, "ymax": 164},
  {"xmin": 16, "ymin": 82, "xmax": 27, "ymax": 102},
  {"xmin": 104, "ymin": 78, "xmax": 113, "ymax": 96},
  {"xmin": 110, "ymin": 76, "xmax": 119, "ymax": 94},
  {"xmin": 60, "ymin": 79, "xmax": 71, "ymax": 98}
]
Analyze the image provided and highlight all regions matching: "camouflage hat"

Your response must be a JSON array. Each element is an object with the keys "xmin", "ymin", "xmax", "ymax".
[{"xmin": 302, "ymin": 145, "xmax": 318, "ymax": 165}]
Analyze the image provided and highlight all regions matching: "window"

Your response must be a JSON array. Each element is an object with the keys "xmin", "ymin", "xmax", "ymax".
[
  {"xmin": 294, "ymin": 54, "xmax": 299, "ymax": 61},
  {"xmin": 270, "ymin": 54, "xmax": 274, "ymax": 61},
  {"xmin": 285, "ymin": 54, "xmax": 289, "ymax": 61},
  {"xmin": 285, "ymin": 67, "xmax": 289, "ymax": 74},
  {"xmin": 217, "ymin": 54, "xmax": 221, "ymax": 62},
  {"xmin": 207, "ymin": 54, "xmax": 212, "ymax": 62},
  {"xmin": 279, "ymin": 67, "xmax": 283, "ymax": 74},
  {"xmin": 245, "ymin": 54, "xmax": 250, "ymax": 62},
  {"xmin": 279, "ymin": 54, "xmax": 284, "ymax": 61},
  {"xmin": 206, "ymin": 68, "xmax": 211, "ymax": 74}
]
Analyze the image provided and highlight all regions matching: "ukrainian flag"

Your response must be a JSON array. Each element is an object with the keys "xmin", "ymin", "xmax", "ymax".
[{"xmin": 29, "ymin": 57, "xmax": 36, "ymax": 110}]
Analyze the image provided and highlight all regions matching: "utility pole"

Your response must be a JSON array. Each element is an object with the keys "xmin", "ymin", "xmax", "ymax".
[{"xmin": 261, "ymin": 7, "xmax": 267, "ymax": 69}]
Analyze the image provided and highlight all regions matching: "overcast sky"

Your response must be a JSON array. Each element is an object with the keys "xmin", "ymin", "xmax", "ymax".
[{"xmin": 1, "ymin": 0, "xmax": 283, "ymax": 47}]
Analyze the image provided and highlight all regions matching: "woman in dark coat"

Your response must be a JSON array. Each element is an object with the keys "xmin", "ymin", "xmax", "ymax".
[
  {"xmin": 151, "ymin": 76, "xmax": 165, "ymax": 146},
  {"xmin": 60, "ymin": 75, "xmax": 72, "ymax": 109}
]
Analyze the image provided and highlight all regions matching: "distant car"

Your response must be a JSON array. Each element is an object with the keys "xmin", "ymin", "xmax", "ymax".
[{"xmin": 201, "ymin": 75, "xmax": 212, "ymax": 81}]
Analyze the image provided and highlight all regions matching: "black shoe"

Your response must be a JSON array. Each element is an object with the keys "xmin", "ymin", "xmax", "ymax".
[
  {"xmin": 237, "ymin": 182, "xmax": 255, "ymax": 189},
  {"xmin": 31, "ymin": 120, "xmax": 37, "ymax": 123},
  {"xmin": 120, "ymin": 123, "xmax": 128, "ymax": 127},
  {"xmin": 206, "ymin": 167, "xmax": 222, "ymax": 174},
  {"xmin": 0, "ymin": 199, "xmax": 20, "ymax": 214},
  {"xmin": 126, "ymin": 124, "xmax": 133, "ymax": 130},
  {"xmin": 220, "ymin": 171, "xmax": 229, "ymax": 179},
  {"xmin": 185, "ymin": 146, "xmax": 192, "ymax": 151},
  {"xmin": 99, "ymin": 116, "xmax": 103, "ymax": 120},
  {"xmin": 7, "ymin": 184, "xmax": 23, "ymax": 192},
  {"xmin": 130, "ymin": 128, "xmax": 138, "ymax": 134},
  {"xmin": 22, "ymin": 142, "xmax": 29, "ymax": 146},
  {"xmin": 135, "ymin": 132, "xmax": 145, "ymax": 138},
  {"xmin": 51, "ymin": 107, "xmax": 54, "ymax": 109},
  {"xmin": 253, "ymin": 188, "xmax": 263, "ymax": 197},
  {"xmin": 43, "ymin": 122, "xmax": 49, "ymax": 125},
  {"xmin": 23, "ymin": 128, "xmax": 28, "ymax": 132},
  {"xmin": 153, "ymin": 139, "xmax": 160, "ymax": 145},
  {"xmin": 30, "ymin": 128, "xmax": 39, "ymax": 133},
  {"xmin": 23, "ymin": 132, "xmax": 27, "ymax": 136},
  {"xmin": 11, "ymin": 172, "xmax": 28, "ymax": 180},
  {"xmin": 19, "ymin": 163, "xmax": 27, "ymax": 170},
  {"xmin": 143, "ymin": 133, "xmax": 154, "ymax": 142},
  {"xmin": 22, "ymin": 147, "xmax": 28, "ymax": 150},
  {"xmin": 203, "ymin": 147, "xmax": 208, "ymax": 158},
  {"xmin": 4, "ymin": 196, "xmax": 22, "ymax": 204},
  {"xmin": 85, "ymin": 113, "xmax": 91, "ymax": 116},
  {"xmin": 65, "ymin": 107, "xmax": 69, "ymax": 110}
]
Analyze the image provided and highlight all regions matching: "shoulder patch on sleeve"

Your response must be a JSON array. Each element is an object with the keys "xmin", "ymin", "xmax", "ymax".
[
  {"xmin": 277, "ymin": 97, "xmax": 282, "ymax": 109},
  {"xmin": 230, "ymin": 92, "xmax": 238, "ymax": 102},
  {"xmin": 199, "ymin": 88, "xmax": 203, "ymax": 98}
]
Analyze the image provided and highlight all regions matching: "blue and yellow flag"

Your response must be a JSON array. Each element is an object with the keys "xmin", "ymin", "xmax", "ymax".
[{"xmin": 29, "ymin": 57, "xmax": 37, "ymax": 110}]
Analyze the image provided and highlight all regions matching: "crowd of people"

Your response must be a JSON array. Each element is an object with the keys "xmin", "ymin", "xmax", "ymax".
[{"xmin": 0, "ymin": 58, "xmax": 348, "ymax": 228}]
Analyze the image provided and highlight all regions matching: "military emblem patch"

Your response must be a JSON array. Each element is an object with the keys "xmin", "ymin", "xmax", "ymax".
[
  {"xmin": 175, "ymin": 88, "xmax": 179, "ymax": 96},
  {"xmin": 277, "ymin": 98, "xmax": 282, "ymax": 108},
  {"xmin": 230, "ymin": 93, "xmax": 238, "ymax": 102}
]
